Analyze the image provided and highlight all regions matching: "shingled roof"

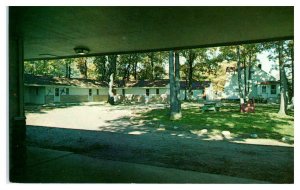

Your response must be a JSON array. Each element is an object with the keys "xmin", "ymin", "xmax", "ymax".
[
  {"xmin": 115, "ymin": 79, "xmax": 170, "ymax": 88},
  {"xmin": 179, "ymin": 81, "xmax": 211, "ymax": 89},
  {"xmin": 24, "ymin": 74, "xmax": 108, "ymax": 88},
  {"xmin": 257, "ymin": 81, "xmax": 280, "ymax": 85},
  {"xmin": 24, "ymin": 74, "xmax": 211, "ymax": 89}
]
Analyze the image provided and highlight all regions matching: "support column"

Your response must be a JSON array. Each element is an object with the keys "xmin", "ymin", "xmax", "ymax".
[
  {"xmin": 9, "ymin": 9, "xmax": 27, "ymax": 181},
  {"xmin": 169, "ymin": 51, "xmax": 182, "ymax": 120}
]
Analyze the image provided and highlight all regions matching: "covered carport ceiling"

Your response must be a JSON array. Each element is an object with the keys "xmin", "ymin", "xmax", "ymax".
[{"xmin": 10, "ymin": 6, "xmax": 293, "ymax": 60}]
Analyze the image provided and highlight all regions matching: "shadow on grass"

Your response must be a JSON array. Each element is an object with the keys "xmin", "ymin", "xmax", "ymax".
[{"xmin": 129, "ymin": 103, "xmax": 294, "ymax": 142}]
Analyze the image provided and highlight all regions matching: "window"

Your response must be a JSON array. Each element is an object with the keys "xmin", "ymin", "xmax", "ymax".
[
  {"xmin": 156, "ymin": 88, "xmax": 159, "ymax": 95},
  {"xmin": 258, "ymin": 64, "xmax": 262, "ymax": 69},
  {"xmin": 35, "ymin": 87, "xmax": 39, "ymax": 95},
  {"xmin": 66, "ymin": 88, "xmax": 69, "ymax": 95},
  {"xmin": 97, "ymin": 89, "xmax": 99, "ymax": 95},
  {"xmin": 146, "ymin": 89, "xmax": 150, "ymax": 96},
  {"xmin": 55, "ymin": 88, "xmax": 59, "ymax": 96},
  {"xmin": 271, "ymin": 85, "xmax": 276, "ymax": 94},
  {"xmin": 122, "ymin": 89, "xmax": 125, "ymax": 96},
  {"xmin": 89, "ymin": 89, "xmax": 92, "ymax": 96},
  {"xmin": 262, "ymin": 86, "xmax": 267, "ymax": 94}
]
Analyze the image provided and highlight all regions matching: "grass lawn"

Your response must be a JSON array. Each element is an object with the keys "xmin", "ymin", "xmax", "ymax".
[{"xmin": 134, "ymin": 102, "xmax": 294, "ymax": 142}]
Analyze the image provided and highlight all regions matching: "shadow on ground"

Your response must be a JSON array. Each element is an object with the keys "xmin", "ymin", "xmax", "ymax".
[{"xmin": 26, "ymin": 125, "xmax": 294, "ymax": 183}]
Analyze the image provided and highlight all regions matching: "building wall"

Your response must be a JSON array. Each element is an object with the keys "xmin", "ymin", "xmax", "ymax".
[
  {"xmin": 26, "ymin": 84, "xmax": 216, "ymax": 104},
  {"xmin": 44, "ymin": 86, "xmax": 109, "ymax": 103},
  {"xmin": 60, "ymin": 95, "xmax": 89, "ymax": 103},
  {"xmin": 93, "ymin": 95, "xmax": 108, "ymax": 102},
  {"xmin": 45, "ymin": 95, "xmax": 54, "ymax": 103},
  {"xmin": 24, "ymin": 86, "xmax": 46, "ymax": 104},
  {"xmin": 256, "ymin": 84, "xmax": 280, "ymax": 103},
  {"xmin": 223, "ymin": 66, "xmax": 280, "ymax": 100},
  {"xmin": 179, "ymin": 89, "xmax": 204, "ymax": 100},
  {"xmin": 116, "ymin": 87, "xmax": 168, "ymax": 96}
]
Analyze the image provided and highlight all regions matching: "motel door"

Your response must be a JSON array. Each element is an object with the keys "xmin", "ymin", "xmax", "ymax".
[
  {"xmin": 88, "ymin": 89, "xmax": 93, "ymax": 102},
  {"xmin": 54, "ymin": 88, "xmax": 60, "ymax": 102}
]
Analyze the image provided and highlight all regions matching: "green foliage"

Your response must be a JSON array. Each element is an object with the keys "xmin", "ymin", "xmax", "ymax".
[
  {"xmin": 24, "ymin": 59, "xmax": 65, "ymax": 77},
  {"xmin": 138, "ymin": 52, "xmax": 167, "ymax": 80},
  {"xmin": 93, "ymin": 56, "xmax": 108, "ymax": 81},
  {"xmin": 75, "ymin": 57, "xmax": 88, "ymax": 79}
]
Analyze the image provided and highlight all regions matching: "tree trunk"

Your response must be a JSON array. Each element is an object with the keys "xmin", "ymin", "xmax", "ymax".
[
  {"xmin": 188, "ymin": 51, "xmax": 194, "ymax": 98},
  {"xmin": 107, "ymin": 55, "xmax": 117, "ymax": 104},
  {"xmin": 243, "ymin": 58, "xmax": 247, "ymax": 100},
  {"xmin": 169, "ymin": 51, "xmax": 181, "ymax": 120},
  {"xmin": 150, "ymin": 52, "xmax": 154, "ymax": 80},
  {"xmin": 84, "ymin": 58, "xmax": 88, "ymax": 79},
  {"xmin": 43, "ymin": 60, "xmax": 47, "ymax": 76},
  {"xmin": 101, "ymin": 57, "xmax": 107, "ymax": 82},
  {"xmin": 108, "ymin": 55, "xmax": 117, "ymax": 80},
  {"xmin": 291, "ymin": 43, "xmax": 294, "ymax": 100},
  {"xmin": 133, "ymin": 60, "xmax": 137, "ymax": 80},
  {"xmin": 108, "ymin": 73, "xmax": 115, "ymax": 105},
  {"xmin": 237, "ymin": 46, "xmax": 245, "ymax": 107},
  {"xmin": 128, "ymin": 56, "xmax": 132, "ymax": 80},
  {"xmin": 65, "ymin": 59, "xmax": 71, "ymax": 78},
  {"xmin": 184, "ymin": 74, "xmax": 188, "ymax": 101},
  {"xmin": 278, "ymin": 41, "xmax": 287, "ymax": 115},
  {"xmin": 175, "ymin": 51, "xmax": 181, "ymax": 112},
  {"xmin": 68, "ymin": 65, "xmax": 71, "ymax": 78},
  {"xmin": 65, "ymin": 61, "xmax": 69, "ymax": 78},
  {"xmin": 247, "ymin": 53, "xmax": 253, "ymax": 98}
]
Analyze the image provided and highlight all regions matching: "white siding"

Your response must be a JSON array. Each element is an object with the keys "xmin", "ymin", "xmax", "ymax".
[
  {"xmin": 45, "ymin": 86, "xmax": 108, "ymax": 96},
  {"xmin": 116, "ymin": 87, "xmax": 168, "ymax": 96},
  {"xmin": 223, "ymin": 66, "xmax": 279, "ymax": 99}
]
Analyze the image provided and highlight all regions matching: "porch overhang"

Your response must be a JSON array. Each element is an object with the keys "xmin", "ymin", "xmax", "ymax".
[{"xmin": 9, "ymin": 6, "xmax": 293, "ymax": 61}]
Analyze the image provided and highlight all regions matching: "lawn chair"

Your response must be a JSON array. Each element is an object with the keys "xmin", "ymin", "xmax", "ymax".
[{"xmin": 240, "ymin": 98, "xmax": 255, "ymax": 113}]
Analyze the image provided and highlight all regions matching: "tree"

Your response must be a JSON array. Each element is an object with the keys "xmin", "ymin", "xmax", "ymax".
[
  {"xmin": 181, "ymin": 49, "xmax": 198, "ymax": 97},
  {"xmin": 263, "ymin": 40, "xmax": 290, "ymax": 115},
  {"xmin": 181, "ymin": 48, "xmax": 221, "ymax": 100},
  {"xmin": 138, "ymin": 52, "xmax": 166, "ymax": 80},
  {"xmin": 64, "ymin": 58, "xmax": 74, "ymax": 78},
  {"xmin": 284, "ymin": 40, "xmax": 294, "ymax": 102},
  {"xmin": 24, "ymin": 59, "xmax": 65, "ymax": 77},
  {"xmin": 107, "ymin": 55, "xmax": 118, "ymax": 105},
  {"xmin": 219, "ymin": 45, "xmax": 244, "ymax": 105},
  {"xmin": 117, "ymin": 53, "xmax": 140, "ymax": 81},
  {"xmin": 169, "ymin": 50, "xmax": 181, "ymax": 120},
  {"xmin": 278, "ymin": 41, "xmax": 288, "ymax": 115},
  {"xmin": 75, "ymin": 57, "xmax": 88, "ymax": 79},
  {"xmin": 240, "ymin": 44, "xmax": 263, "ymax": 100},
  {"xmin": 107, "ymin": 55, "xmax": 117, "ymax": 79},
  {"xmin": 236, "ymin": 45, "xmax": 245, "ymax": 105},
  {"xmin": 219, "ymin": 43, "xmax": 263, "ymax": 104},
  {"xmin": 93, "ymin": 56, "xmax": 108, "ymax": 81}
]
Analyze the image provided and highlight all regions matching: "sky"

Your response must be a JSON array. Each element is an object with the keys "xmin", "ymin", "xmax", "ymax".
[{"xmin": 257, "ymin": 51, "xmax": 279, "ymax": 80}]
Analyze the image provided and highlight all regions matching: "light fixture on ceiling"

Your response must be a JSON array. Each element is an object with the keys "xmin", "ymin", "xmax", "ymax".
[{"xmin": 74, "ymin": 47, "xmax": 90, "ymax": 55}]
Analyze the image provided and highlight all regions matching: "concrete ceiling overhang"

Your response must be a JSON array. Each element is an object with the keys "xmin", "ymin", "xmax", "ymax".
[{"xmin": 9, "ymin": 6, "xmax": 293, "ymax": 60}]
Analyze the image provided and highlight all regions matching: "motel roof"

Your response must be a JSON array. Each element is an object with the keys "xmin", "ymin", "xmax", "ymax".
[{"xmin": 24, "ymin": 74, "xmax": 211, "ymax": 89}]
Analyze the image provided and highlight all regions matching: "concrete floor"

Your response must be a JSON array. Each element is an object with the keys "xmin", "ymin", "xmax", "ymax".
[{"xmin": 13, "ymin": 146, "xmax": 268, "ymax": 183}]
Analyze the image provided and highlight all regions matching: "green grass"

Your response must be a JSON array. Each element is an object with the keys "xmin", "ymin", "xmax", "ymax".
[{"xmin": 135, "ymin": 103, "xmax": 294, "ymax": 141}]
